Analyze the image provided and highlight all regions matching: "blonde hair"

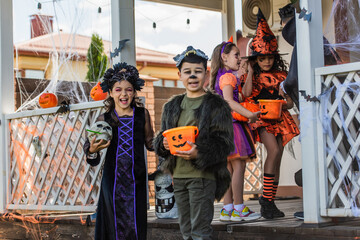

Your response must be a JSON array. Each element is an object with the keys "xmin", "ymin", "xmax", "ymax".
[{"xmin": 209, "ymin": 42, "xmax": 236, "ymax": 91}]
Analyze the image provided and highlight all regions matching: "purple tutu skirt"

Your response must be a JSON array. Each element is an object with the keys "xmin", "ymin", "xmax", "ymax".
[{"xmin": 228, "ymin": 121, "xmax": 256, "ymax": 160}]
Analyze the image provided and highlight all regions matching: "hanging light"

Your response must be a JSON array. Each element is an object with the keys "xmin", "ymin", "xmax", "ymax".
[
  {"xmin": 186, "ymin": 11, "xmax": 191, "ymax": 29},
  {"xmin": 37, "ymin": 2, "xmax": 42, "ymax": 10},
  {"xmin": 98, "ymin": 7, "xmax": 102, "ymax": 13},
  {"xmin": 153, "ymin": 22, "xmax": 156, "ymax": 29}
]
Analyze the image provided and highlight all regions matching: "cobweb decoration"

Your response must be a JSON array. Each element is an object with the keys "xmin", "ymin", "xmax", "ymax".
[
  {"xmin": 323, "ymin": 0, "xmax": 360, "ymax": 63},
  {"xmin": 14, "ymin": 0, "xmax": 111, "ymax": 112},
  {"xmin": 318, "ymin": 81, "xmax": 360, "ymax": 216}
]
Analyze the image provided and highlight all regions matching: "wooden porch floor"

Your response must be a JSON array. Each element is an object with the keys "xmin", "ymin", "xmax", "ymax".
[
  {"xmin": 1, "ymin": 199, "xmax": 360, "ymax": 239},
  {"xmin": 148, "ymin": 198, "xmax": 360, "ymax": 240}
]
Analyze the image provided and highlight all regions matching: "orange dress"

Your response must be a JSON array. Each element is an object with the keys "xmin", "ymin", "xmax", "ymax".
[{"xmin": 239, "ymin": 71, "xmax": 300, "ymax": 146}]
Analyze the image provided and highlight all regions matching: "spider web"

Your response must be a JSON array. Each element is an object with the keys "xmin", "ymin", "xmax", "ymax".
[
  {"xmin": 323, "ymin": 0, "xmax": 360, "ymax": 63},
  {"xmin": 14, "ymin": 0, "xmax": 111, "ymax": 112}
]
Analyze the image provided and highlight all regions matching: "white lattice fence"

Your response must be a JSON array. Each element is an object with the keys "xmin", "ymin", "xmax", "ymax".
[
  {"xmin": 5, "ymin": 101, "xmax": 106, "ymax": 212},
  {"xmin": 316, "ymin": 62, "xmax": 360, "ymax": 217},
  {"xmin": 244, "ymin": 144, "xmax": 264, "ymax": 194}
]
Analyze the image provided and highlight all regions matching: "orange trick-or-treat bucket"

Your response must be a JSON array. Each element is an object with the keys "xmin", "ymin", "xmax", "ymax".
[
  {"xmin": 258, "ymin": 99, "xmax": 287, "ymax": 120},
  {"xmin": 162, "ymin": 126, "xmax": 199, "ymax": 154},
  {"xmin": 232, "ymin": 102, "xmax": 260, "ymax": 122}
]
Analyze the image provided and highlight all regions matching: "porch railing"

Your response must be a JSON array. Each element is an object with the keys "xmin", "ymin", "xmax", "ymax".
[
  {"xmin": 4, "ymin": 98, "xmax": 265, "ymax": 213},
  {"xmin": 244, "ymin": 144, "xmax": 264, "ymax": 195},
  {"xmin": 316, "ymin": 62, "xmax": 360, "ymax": 217},
  {"xmin": 5, "ymin": 101, "xmax": 106, "ymax": 212}
]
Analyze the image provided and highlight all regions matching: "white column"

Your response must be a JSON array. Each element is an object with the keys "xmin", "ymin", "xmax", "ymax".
[
  {"xmin": 221, "ymin": 0, "xmax": 236, "ymax": 41},
  {"xmin": 296, "ymin": 0, "xmax": 328, "ymax": 223},
  {"xmin": 111, "ymin": 0, "xmax": 136, "ymax": 66},
  {"xmin": 0, "ymin": 0, "xmax": 14, "ymax": 213}
]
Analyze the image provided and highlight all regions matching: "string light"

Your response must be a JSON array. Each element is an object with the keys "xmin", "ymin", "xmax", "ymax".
[
  {"xmin": 34, "ymin": 0, "xmax": 66, "ymax": 11},
  {"xmin": 136, "ymin": 9, "xmax": 191, "ymax": 31},
  {"xmin": 186, "ymin": 11, "xmax": 191, "ymax": 29}
]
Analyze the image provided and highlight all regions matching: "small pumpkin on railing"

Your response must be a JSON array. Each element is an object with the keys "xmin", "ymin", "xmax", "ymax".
[
  {"xmin": 39, "ymin": 92, "xmax": 58, "ymax": 108},
  {"xmin": 90, "ymin": 82, "xmax": 108, "ymax": 101}
]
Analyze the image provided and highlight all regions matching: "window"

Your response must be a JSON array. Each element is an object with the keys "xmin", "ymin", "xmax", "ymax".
[
  {"xmin": 25, "ymin": 69, "xmax": 45, "ymax": 79},
  {"xmin": 164, "ymin": 80, "xmax": 175, "ymax": 87},
  {"xmin": 15, "ymin": 70, "xmax": 22, "ymax": 78},
  {"xmin": 153, "ymin": 79, "xmax": 163, "ymax": 87}
]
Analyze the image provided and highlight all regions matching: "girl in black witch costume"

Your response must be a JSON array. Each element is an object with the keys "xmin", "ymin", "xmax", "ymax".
[{"xmin": 84, "ymin": 62, "xmax": 154, "ymax": 240}]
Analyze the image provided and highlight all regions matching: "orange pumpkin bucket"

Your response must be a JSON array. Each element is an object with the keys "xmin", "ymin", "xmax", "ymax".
[
  {"xmin": 258, "ymin": 99, "xmax": 287, "ymax": 120},
  {"xmin": 232, "ymin": 102, "xmax": 260, "ymax": 122},
  {"xmin": 162, "ymin": 126, "xmax": 199, "ymax": 154}
]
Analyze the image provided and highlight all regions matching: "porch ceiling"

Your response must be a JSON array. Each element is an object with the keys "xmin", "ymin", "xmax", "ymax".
[{"xmin": 142, "ymin": 0, "xmax": 223, "ymax": 12}]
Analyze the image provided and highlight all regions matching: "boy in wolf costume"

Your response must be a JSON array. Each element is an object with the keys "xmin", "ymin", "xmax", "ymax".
[{"xmin": 154, "ymin": 46, "xmax": 234, "ymax": 239}]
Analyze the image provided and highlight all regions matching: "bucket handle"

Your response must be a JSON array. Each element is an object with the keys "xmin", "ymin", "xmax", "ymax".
[{"xmin": 194, "ymin": 128, "xmax": 199, "ymax": 138}]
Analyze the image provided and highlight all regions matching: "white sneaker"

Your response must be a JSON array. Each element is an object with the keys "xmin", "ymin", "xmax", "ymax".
[
  {"xmin": 231, "ymin": 206, "xmax": 261, "ymax": 221},
  {"xmin": 219, "ymin": 208, "xmax": 232, "ymax": 221}
]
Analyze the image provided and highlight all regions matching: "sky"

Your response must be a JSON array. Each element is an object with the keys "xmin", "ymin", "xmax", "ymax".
[{"xmin": 13, "ymin": 0, "xmax": 243, "ymax": 57}]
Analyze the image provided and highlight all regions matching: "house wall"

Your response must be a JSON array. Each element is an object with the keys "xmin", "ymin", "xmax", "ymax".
[
  {"xmin": 137, "ymin": 65, "xmax": 178, "ymax": 81},
  {"xmin": 14, "ymin": 55, "xmax": 180, "ymax": 84}
]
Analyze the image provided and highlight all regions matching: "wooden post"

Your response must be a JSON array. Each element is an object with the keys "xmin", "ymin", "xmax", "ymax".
[
  {"xmin": 111, "ymin": 0, "xmax": 136, "ymax": 66},
  {"xmin": 296, "ymin": 0, "xmax": 328, "ymax": 223},
  {"xmin": 221, "ymin": 0, "xmax": 236, "ymax": 41},
  {"xmin": 0, "ymin": 0, "xmax": 14, "ymax": 213}
]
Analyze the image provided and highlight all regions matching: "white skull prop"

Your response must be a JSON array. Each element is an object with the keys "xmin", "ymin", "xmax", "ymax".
[
  {"xmin": 88, "ymin": 121, "xmax": 113, "ymax": 143},
  {"xmin": 155, "ymin": 172, "xmax": 178, "ymax": 219}
]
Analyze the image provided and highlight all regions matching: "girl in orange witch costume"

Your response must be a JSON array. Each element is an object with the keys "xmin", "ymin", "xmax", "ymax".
[{"xmin": 240, "ymin": 9, "xmax": 300, "ymax": 219}]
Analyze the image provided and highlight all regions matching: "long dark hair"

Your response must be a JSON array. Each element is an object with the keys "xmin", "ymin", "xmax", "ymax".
[
  {"xmin": 101, "ymin": 63, "xmax": 145, "ymax": 113},
  {"xmin": 209, "ymin": 42, "xmax": 237, "ymax": 91},
  {"xmin": 103, "ymin": 82, "xmax": 143, "ymax": 113},
  {"xmin": 251, "ymin": 54, "xmax": 288, "ymax": 78}
]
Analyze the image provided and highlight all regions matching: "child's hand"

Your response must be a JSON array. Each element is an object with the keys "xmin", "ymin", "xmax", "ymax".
[
  {"xmin": 246, "ymin": 60, "xmax": 255, "ymax": 73},
  {"xmin": 174, "ymin": 141, "xmax": 198, "ymax": 160},
  {"xmin": 279, "ymin": 87, "xmax": 286, "ymax": 98},
  {"xmin": 163, "ymin": 137, "xmax": 170, "ymax": 151},
  {"xmin": 240, "ymin": 60, "xmax": 248, "ymax": 73},
  {"xmin": 89, "ymin": 137, "xmax": 110, "ymax": 153},
  {"xmin": 282, "ymin": 98, "xmax": 294, "ymax": 109},
  {"xmin": 248, "ymin": 111, "xmax": 261, "ymax": 123}
]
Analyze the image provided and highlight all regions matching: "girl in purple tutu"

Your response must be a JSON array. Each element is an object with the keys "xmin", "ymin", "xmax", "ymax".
[{"xmin": 209, "ymin": 38, "xmax": 261, "ymax": 222}]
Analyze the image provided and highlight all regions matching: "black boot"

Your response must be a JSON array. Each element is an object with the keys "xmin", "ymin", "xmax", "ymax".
[
  {"xmin": 271, "ymin": 201, "xmax": 285, "ymax": 218},
  {"xmin": 259, "ymin": 196, "xmax": 274, "ymax": 219}
]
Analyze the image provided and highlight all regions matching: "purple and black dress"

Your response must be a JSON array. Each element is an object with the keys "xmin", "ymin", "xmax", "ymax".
[
  {"xmin": 214, "ymin": 69, "xmax": 256, "ymax": 160},
  {"xmin": 84, "ymin": 107, "xmax": 154, "ymax": 240}
]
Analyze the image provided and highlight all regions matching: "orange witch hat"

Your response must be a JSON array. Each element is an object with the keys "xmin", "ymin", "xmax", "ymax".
[{"xmin": 248, "ymin": 8, "xmax": 285, "ymax": 57}]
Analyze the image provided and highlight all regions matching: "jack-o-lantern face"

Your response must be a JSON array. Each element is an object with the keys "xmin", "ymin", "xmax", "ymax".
[
  {"xmin": 162, "ymin": 126, "xmax": 199, "ymax": 154},
  {"xmin": 260, "ymin": 104, "xmax": 268, "ymax": 115},
  {"xmin": 39, "ymin": 93, "xmax": 58, "ymax": 108},
  {"xmin": 172, "ymin": 134, "xmax": 187, "ymax": 148},
  {"xmin": 90, "ymin": 82, "xmax": 108, "ymax": 101}
]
